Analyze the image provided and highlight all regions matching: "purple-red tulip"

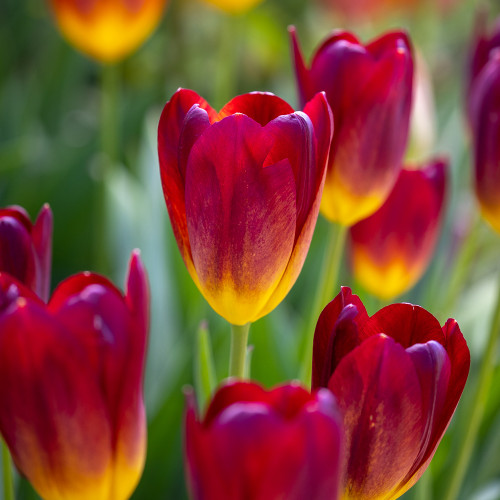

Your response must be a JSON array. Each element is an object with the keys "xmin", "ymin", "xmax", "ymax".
[
  {"xmin": 290, "ymin": 28, "xmax": 413, "ymax": 226},
  {"xmin": 468, "ymin": 17, "xmax": 500, "ymax": 233},
  {"xmin": 313, "ymin": 287, "xmax": 470, "ymax": 499},
  {"xmin": 185, "ymin": 381, "xmax": 344, "ymax": 500},
  {"xmin": 0, "ymin": 204, "xmax": 52, "ymax": 302},
  {"xmin": 158, "ymin": 89, "xmax": 333, "ymax": 325},
  {"xmin": 0, "ymin": 251, "xmax": 149, "ymax": 500},
  {"xmin": 349, "ymin": 158, "xmax": 447, "ymax": 299}
]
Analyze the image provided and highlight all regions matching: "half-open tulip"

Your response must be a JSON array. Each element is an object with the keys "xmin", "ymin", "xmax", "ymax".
[
  {"xmin": 467, "ymin": 15, "xmax": 500, "ymax": 121},
  {"xmin": 312, "ymin": 287, "xmax": 470, "ymax": 499},
  {"xmin": 290, "ymin": 28, "xmax": 413, "ymax": 226},
  {"xmin": 158, "ymin": 89, "xmax": 333, "ymax": 325},
  {"xmin": 48, "ymin": 0, "xmax": 168, "ymax": 62},
  {"xmin": 185, "ymin": 380, "xmax": 344, "ymax": 500},
  {"xmin": 0, "ymin": 251, "xmax": 149, "ymax": 500},
  {"xmin": 468, "ymin": 19, "xmax": 500, "ymax": 233},
  {"xmin": 0, "ymin": 204, "xmax": 52, "ymax": 302},
  {"xmin": 200, "ymin": 0, "xmax": 264, "ymax": 14},
  {"xmin": 349, "ymin": 158, "xmax": 447, "ymax": 299}
]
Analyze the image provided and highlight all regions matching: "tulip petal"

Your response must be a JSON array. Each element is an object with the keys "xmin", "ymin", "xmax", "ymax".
[
  {"xmin": 31, "ymin": 204, "xmax": 53, "ymax": 302},
  {"xmin": 0, "ymin": 300, "xmax": 113, "ymax": 500},
  {"xmin": 312, "ymin": 287, "xmax": 369, "ymax": 389},
  {"xmin": 184, "ymin": 114, "xmax": 296, "ymax": 325},
  {"xmin": 363, "ymin": 303, "xmax": 445, "ymax": 348},
  {"xmin": 217, "ymin": 92, "xmax": 294, "ymax": 125},
  {"xmin": 328, "ymin": 334, "xmax": 424, "ymax": 499},
  {"xmin": 158, "ymin": 88, "xmax": 217, "ymax": 277}
]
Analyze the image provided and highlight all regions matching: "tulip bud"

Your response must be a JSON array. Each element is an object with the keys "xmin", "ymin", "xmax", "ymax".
[
  {"xmin": 47, "ymin": 0, "xmax": 168, "ymax": 62},
  {"xmin": 290, "ymin": 27, "xmax": 413, "ymax": 226},
  {"xmin": 349, "ymin": 159, "xmax": 447, "ymax": 299},
  {"xmin": 0, "ymin": 204, "xmax": 52, "ymax": 302},
  {"xmin": 0, "ymin": 251, "xmax": 149, "ymax": 500},
  {"xmin": 158, "ymin": 89, "xmax": 333, "ymax": 325},
  {"xmin": 185, "ymin": 381, "xmax": 344, "ymax": 500},
  {"xmin": 312, "ymin": 287, "xmax": 470, "ymax": 499},
  {"xmin": 468, "ymin": 16, "xmax": 500, "ymax": 233},
  {"xmin": 200, "ymin": 0, "xmax": 264, "ymax": 14}
]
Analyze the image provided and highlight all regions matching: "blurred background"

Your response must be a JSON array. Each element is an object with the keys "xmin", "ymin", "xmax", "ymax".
[{"xmin": 1, "ymin": 0, "xmax": 500, "ymax": 498}]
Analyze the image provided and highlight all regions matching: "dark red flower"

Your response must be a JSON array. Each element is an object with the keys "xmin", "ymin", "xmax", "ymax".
[
  {"xmin": 349, "ymin": 158, "xmax": 447, "ymax": 299},
  {"xmin": 0, "ymin": 204, "xmax": 52, "ymax": 301},
  {"xmin": 0, "ymin": 251, "xmax": 149, "ymax": 500},
  {"xmin": 290, "ymin": 28, "xmax": 413, "ymax": 226},
  {"xmin": 312, "ymin": 287, "xmax": 470, "ymax": 499},
  {"xmin": 158, "ymin": 89, "xmax": 333, "ymax": 325},
  {"xmin": 185, "ymin": 381, "xmax": 344, "ymax": 500}
]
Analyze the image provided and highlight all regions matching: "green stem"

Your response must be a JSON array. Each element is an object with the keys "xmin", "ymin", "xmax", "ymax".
[
  {"xmin": 299, "ymin": 223, "xmax": 348, "ymax": 385},
  {"xmin": 95, "ymin": 63, "xmax": 120, "ymax": 275},
  {"xmin": 443, "ymin": 270, "xmax": 500, "ymax": 500},
  {"xmin": 2, "ymin": 439, "xmax": 14, "ymax": 500},
  {"xmin": 229, "ymin": 323, "xmax": 250, "ymax": 378},
  {"xmin": 195, "ymin": 321, "xmax": 217, "ymax": 411}
]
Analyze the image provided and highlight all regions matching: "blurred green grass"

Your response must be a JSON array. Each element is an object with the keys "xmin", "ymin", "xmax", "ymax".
[{"xmin": 1, "ymin": 0, "xmax": 500, "ymax": 498}]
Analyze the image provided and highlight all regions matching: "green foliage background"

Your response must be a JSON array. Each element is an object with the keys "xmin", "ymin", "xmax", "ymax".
[{"xmin": 1, "ymin": 0, "xmax": 500, "ymax": 498}]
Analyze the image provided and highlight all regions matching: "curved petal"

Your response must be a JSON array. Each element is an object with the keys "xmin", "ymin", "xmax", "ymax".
[
  {"xmin": 31, "ymin": 204, "xmax": 53, "ymax": 302},
  {"xmin": 363, "ymin": 303, "xmax": 445, "ymax": 348},
  {"xmin": 329, "ymin": 334, "xmax": 424, "ymax": 499},
  {"xmin": 184, "ymin": 114, "xmax": 296, "ymax": 325},
  {"xmin": 158, "ymin": 88, "xmax": 217, "ymax": 273},
  {"xmin": 217, "ymin": 92, "xmax": 294, "ymax": 125},
  {"xmin": 312, "ymin": 287, "xmax": 368, "ymax": 389}
]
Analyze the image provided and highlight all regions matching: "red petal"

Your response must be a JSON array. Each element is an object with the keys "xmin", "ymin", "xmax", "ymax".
[
  {"xmin": 184, "ymin": 114, "xmax": 296, "ymax": 324},
  {"xmin": 312, "ymin": 287, "xmax": 368, "ymax": 389},
  {"xmin": 31, "ymin": 204, "xmax": 53, "ymax": 302},
  {"xmin": 329, "ymin": 334, "xmax": 423, "ymax": 499},
  {"xmin": 217, "ymin": 92, "xmax": 294, "ymax": 126}
]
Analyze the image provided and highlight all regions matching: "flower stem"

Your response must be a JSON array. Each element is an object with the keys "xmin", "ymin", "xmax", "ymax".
[
  {"xmin": 443, "ymin": 269, "xmax": 500, "ymax": 500},
  {"xmin": 2, "ymin": 439, "xmax": 14, "ymax": 500},
  {"xmin": 229, "ymin": 323, "xmax": 250, "ymax": 378},
  {"xmin": 299, "ymin": 222, "xmax": 347, "ymax": 386}
]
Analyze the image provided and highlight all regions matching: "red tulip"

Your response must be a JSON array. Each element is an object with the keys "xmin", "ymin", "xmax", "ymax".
[
  {"xmin": 0, "ymin": 204, "xmax": 52, "ymax": 302},
  {"xmin": 0, "ymin": 251, "xmax": 149, "ymax": 500},
  {"xmin": 185, "ymin": 381, "xmax": 344, "ymax": 500},
  {"xmin": 158, "ymin": 89, "xmax": 333, "ymax": 325},
  {"xmin": 349, "ymin": 159, "xmax": 447, "ymax": 299},
  {"xmin": 312, "ymin": 287, "xmax": 470, "ymax": 499},
  {"xmin": 290, "ymin": 28, "xmax": 413, "ymax": 226},
  {"xmin": 467, "ymin": 15, "xmax": 500, "ymax": 122},
  {"xmin": 468, "ymin": 17, "xmax": 500, "ymax": 233},
  {"xmin": 48, "ymin": 0, "xmax": 168, "ymax": 62}
]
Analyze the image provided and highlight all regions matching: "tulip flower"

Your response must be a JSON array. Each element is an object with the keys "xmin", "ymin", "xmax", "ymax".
[
  {"xmin": 312, "ymin": 287, "xmax": 470, "ymax": 499},
  {"xmin": 158, "ymin": 89, "xmax": 333, "ymax": 326},
  {"xmin": 0, "ymin": 251, "xmax": 149, "ymax": 500},
  {"xmin": 0, "ymin": 204, "xmax": 52, "ymax": 302},
  {"xmin": 185, "ymin": 380, "xmax": 344, "ymax": 500},
  {"xmin": 200, "ymin": 0, "xmax": 264, "ymax": 14},
  {"xmin": 466, "ymin": 15, "xmax": 500, "ymax": 121},
  {"xmin": 290, "ymin": 28, "xmax": 413, "ymax": 226},
  {"xmin": 48, "ymin": 0, "xmax": 168, "ymax": 62},
  {"xmin": 349, "ymin": 159, "xmax": 447, "ymax": 299}
]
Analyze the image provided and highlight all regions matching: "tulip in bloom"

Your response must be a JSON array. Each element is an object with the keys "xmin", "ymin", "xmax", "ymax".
[
  {"xmin": 48, "ymin": 0, "xmax": 168, "ymax": 62},
  {"xmin": 349, "ymin": 158, "xmax": 447, "ymax": 299},
  {"xmin": 0, "ymin": 251, "xmax": 149, "ymax": 500},
  {"xmin": 201, "ymin": 0, "xmax": 264, "ymax": 14},
  {"xmin": 290, "ymin": 28, "xmax": 413, "ymax": 226},
  {"xmin": 468, "ymin": 18, "xmax": 500, "ymax": 233},
  {"xmin": 158, "ymin": 89, "xmax": 333, "ymax": 325},
  {"xmin": 313, "ymin": 287, "xmax": 470, "ymax": 499},
  {"xmin": 185, "ymin": 380, "xmax": 344, "ymax": 500},
  {"xmin": 0, "ymin": 204, "xmax": 52, "ymax": 302}
]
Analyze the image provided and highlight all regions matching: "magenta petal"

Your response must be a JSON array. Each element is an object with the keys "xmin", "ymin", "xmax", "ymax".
[
  {"xmin": 31, "ymin": 204, "xmax": 53, "ymax": 302},
  {"xmin": 328, "ymin": 334, "xmax": 423, "ymax": 499}
]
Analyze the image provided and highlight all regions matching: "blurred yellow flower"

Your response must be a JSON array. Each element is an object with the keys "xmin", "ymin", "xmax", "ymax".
[
  {"xmin": 201, "ymin": 0, "xmax": 264, "ymax": 14},
  {"xmin": 48, "ymin": 0, "xmax": 167, "ymax": 63}
]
